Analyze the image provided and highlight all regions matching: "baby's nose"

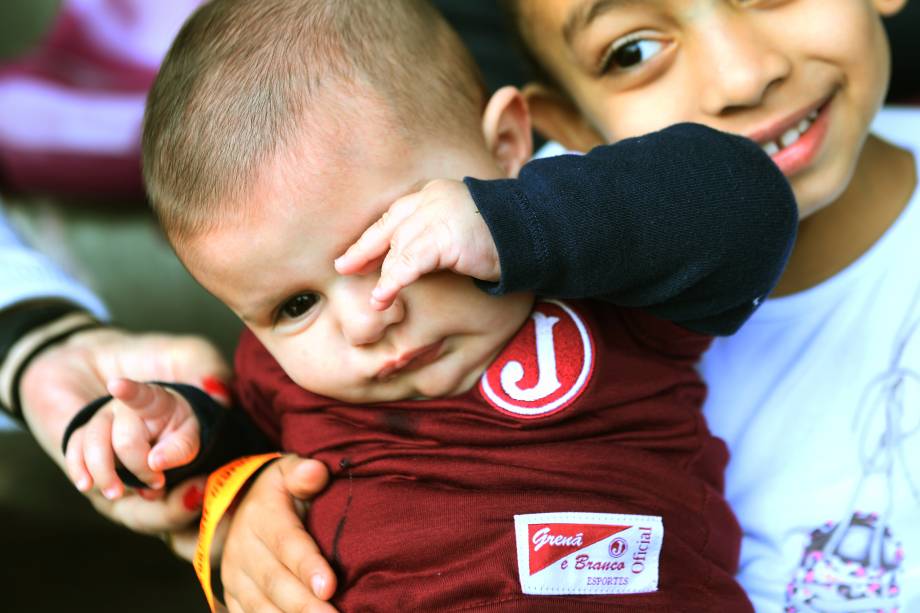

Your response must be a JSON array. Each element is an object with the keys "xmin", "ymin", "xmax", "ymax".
[{"xmin": 338, "ymin": 285, "xmax": 406, "ymax": 346}]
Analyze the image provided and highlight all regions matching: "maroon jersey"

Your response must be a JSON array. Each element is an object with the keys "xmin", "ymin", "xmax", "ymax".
[{"xmin": 234, "ymin": 299, "xmax": 750, "ymax": 611}]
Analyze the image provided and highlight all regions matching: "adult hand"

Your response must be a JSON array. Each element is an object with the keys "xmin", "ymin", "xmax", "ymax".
[
  {"xmin": 19, "ymin": 325, "xmax": 230, "ymax": 535},
  {"xmin": 85, "ymin": 475, "xmax": 207, "ymax": 560},
  {"xmin": 221, "ymin": 455, "xmax": 338, "ymax": 613},
  {"xmin": 335, "ymin": 179, "xmax": 500, "ymax": 310}
]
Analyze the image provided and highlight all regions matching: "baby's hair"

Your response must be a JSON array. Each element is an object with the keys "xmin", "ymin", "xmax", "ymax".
[{"xmin": 143, "ymin": 0, "xmax": 485, "ymax": 242}]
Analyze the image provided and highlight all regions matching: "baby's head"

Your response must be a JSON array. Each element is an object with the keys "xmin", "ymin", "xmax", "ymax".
[
  {"xmin": 143, "ymin": 0, "xmax": 535, "ymax": 404},
  {"xmin": 501, "ymin": 0, "xmax": 907, "ymax": 219}
]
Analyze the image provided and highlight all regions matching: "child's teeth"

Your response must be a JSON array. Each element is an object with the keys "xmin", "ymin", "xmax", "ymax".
[
  {"xmin": 761, "ymin": 109, "xmax": 818, "ymax": 156},
  {"xmin": 780, "ymin": 128, "xmax": 801, "ymax": 148}
]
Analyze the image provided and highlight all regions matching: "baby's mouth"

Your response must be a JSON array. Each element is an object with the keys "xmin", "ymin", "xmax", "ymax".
[{"xmin": 376, "ymin": 340, "xmax": 444, "ymax": 381}]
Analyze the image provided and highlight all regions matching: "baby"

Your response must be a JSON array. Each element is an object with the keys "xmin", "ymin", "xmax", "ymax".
[{"xmin": 63, "ymin": 0, "xmax": 797, "ymax": 610}]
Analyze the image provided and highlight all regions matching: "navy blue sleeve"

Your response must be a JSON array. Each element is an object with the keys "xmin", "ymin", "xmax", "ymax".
[{"xmin": 463, "ymin": 123, "xmax": 798, "ymax": 336}]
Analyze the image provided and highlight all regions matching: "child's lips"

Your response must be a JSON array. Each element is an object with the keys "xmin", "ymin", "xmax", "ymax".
[
  {"xmin": 376, "ymin": 340, "xmax": 444, "ymax": 381},
  {"xmin": 747, "ymin": 94, "xmax": 834, "ymax": 177}
]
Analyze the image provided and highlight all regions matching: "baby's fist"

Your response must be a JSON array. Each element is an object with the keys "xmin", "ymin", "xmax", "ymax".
[{"xmin": 335, "ymin": 179, "xmax": 500, "ymax": 310}]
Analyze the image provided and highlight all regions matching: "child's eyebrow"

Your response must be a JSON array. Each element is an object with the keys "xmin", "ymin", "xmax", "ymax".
[{"xmin": 564, "ymin": 0, "xmax": 652, "ymax": 44}]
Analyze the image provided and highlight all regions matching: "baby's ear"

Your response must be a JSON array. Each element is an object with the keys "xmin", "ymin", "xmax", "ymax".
[
  {"xmin": 873, "ymin": 0, "xmax": 907, "ymax": 16},
  {"xmin": 523, "ymin": 83, "xmax": 605, "ymax": 153},
  {"xmin": 481, "ymin": 86, "xmax": 533, "ymax": 178}
]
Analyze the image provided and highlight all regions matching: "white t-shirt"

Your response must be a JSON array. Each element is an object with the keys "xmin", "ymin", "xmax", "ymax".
[{"xmin": 701, "ymin": 107, "xmax": 920, "ymax": 612}]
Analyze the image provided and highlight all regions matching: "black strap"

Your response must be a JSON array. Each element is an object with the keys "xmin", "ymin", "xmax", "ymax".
[
  {"xmin": 61, "ymin": 381, "xmax": 228, "ymax": 489},
  {"xmin": 60, "ymin": 394, "xmax": 114, "ymax": 453}
]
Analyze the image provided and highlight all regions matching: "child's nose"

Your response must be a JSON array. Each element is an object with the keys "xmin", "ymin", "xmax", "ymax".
[
  {"xmin": 694, "ymin": 12, "xmax": 791, "ymax": 115},
  {"xmin": 336, "ymin": 280, "xmax": 406, "ymax": 346}
]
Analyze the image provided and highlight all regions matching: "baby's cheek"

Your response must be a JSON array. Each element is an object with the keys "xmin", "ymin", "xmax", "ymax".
[
  {"xmin": 290, "ymin": 364, "xmax": 350, "ymax": 399},
  {"xmin": 272, "ymin": 352, "xmax": 321, "ymax": 393}
]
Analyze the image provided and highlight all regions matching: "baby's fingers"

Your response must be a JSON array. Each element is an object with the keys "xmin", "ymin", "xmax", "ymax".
[
  {"xmin": 148, "ymin": 417, "xmax": 200, "ymax": 472},
  {"xmin": 335, "ymin": 193, "xmax": 420, "ymax": 275},
  {"xmin": 371, "ymin": 231, "xmax": 442, "ymax": 310},
  {"xmin": 224, "ymin": 573, "xmax": 285, "ymax": 613},
  {"xmin": 64, "ymin": 428, "xmax": 93, "ymax": 492},
  {"xmin": 108, "ymin": 378, "xmax": 199, "ymax": 482},
  {"xmin": 111, "ymin": 404, "xmax": 163, "ymax": 489},
  {"xmin": 279, "ymin": 456, "xmax": 329, "ymax": 501},
  {"xmin": 82, "ymin": 410, "xmax": 124, "ymax": 499},
  {"xmin": 108, "ymin": 378, "xmax": 178, "ymax": 421},
  {"xmin": 223, "ymin": 536, "xmax": 338, "ymax": 613}
]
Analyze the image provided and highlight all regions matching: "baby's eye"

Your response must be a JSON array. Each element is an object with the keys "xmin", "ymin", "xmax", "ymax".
[
  {"xmin": 601, "ymin": 37, "xmax": 664, "ymax": 73},
  {"xmin": 733, "ymin": 0, "xmax": 784, "ymax": 7},
  {"xmin": 277, "ymin": 293, "xmax": 318, "ymax": 322}
]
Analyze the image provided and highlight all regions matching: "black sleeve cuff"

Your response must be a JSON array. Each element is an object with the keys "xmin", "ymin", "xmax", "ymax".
[
  {"xmin": 464, "ymin": 176, "xmax": 547, "ymax": 297},
  {"xmin": 0, "ymin": 301, "xmax": 101, "ymax": 419}
]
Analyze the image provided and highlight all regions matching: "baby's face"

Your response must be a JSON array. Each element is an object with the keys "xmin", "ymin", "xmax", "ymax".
[
  {"xmin": 181, "ymin": 122, "xmax": 533, "ymax": 404},
  {"xmin": 522, "ymin": 0, "xmax": 905, "ymax": 218}
]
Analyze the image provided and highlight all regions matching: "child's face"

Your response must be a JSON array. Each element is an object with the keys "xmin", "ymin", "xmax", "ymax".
[
  {"xmin": 522, "ymin": 0, "xmax": 906, "ymax": 218},
  {"xmin": 180, "ymin": 116, "xmax": 534, "ymax": 404}
]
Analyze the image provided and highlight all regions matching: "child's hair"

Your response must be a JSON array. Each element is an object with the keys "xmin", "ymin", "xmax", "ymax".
[
  {"xmin": 496, "ymin": 0, "xmax": 563, "ymax": 93},
  {"xmin": 143, "ymin": 0, "xmax": 485, "ymax": 242}
]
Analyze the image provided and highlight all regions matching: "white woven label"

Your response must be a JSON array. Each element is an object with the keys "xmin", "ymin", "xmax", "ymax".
[{"xmin": 514, "ymin": 512, "xmax": 663, "ymax": 595}]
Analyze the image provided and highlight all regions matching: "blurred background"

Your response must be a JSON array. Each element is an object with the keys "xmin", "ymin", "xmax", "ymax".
[{"xmin": 1, "ymin": 1, "xmax": 917, "ymax": 611}]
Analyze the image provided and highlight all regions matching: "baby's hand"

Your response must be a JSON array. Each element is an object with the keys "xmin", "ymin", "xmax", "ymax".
[
  {"xmin": 335, "ymin": 178, "xmax": 500, "ymax": 310},
  {"xmin": 64, "ymin": 379, "xmax": 200, "ymax": 499},
  {"xmin": 221, "ymin": 455, "xmax": 338, "ymax": 613}
]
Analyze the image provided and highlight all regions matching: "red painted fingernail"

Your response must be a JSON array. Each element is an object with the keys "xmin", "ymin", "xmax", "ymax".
[
  {"xmin": 183, "ymin": 485, "xmax": 204, "ymax": 511},
  {"xmin": 201, "ymin": 376, "xmax": 230, "ymax": 399}
]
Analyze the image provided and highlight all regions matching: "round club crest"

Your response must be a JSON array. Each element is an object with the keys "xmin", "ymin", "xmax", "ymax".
[{"xmin": 479, "ymin": 299, "xmax": 594, "ymax": 418}]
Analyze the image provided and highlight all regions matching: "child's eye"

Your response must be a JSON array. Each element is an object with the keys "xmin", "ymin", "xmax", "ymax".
[
  {"xmin": 601, "ymin": 37, "xmax": 664, "ymax": 73},
  {"xmin": 277, "ymin": 293, "xmax": 318, "ymax": 322}
]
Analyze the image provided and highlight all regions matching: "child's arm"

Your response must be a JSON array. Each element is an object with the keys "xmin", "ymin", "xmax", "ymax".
[{"xmin": 337, "ymin": 123, "xmax": 798, "ymax": 335}]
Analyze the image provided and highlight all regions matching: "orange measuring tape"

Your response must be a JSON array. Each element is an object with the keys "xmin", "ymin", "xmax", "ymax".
[{"xmin": 193, "ymin": 452, "xmax": 282, "ymax": 612}]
